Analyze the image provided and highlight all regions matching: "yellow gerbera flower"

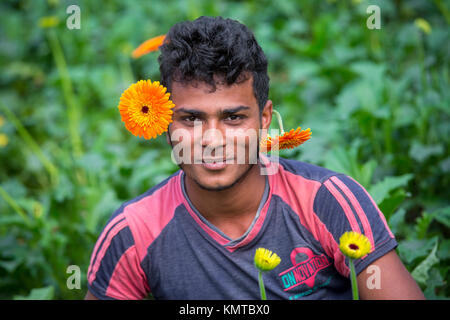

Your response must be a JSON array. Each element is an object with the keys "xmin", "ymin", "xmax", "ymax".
[
  {"xmin": 118, "ymin": 79, "xmax": 174, "ymax": 140},
  {"xmin": 254, "ymin": 248, "xmax": 281, "ymax": 272},
  {"xmin": 0, "ymin": 133, "xmax": 8, "ymax": 147},
  {"xmin": 414, "ymin": 18, "xmax": 432, "ymax": 35},
  {"xmin": 38, "ymin": 16, "xmax": 59, "ymax": 29},
  {"xmin": 339, "ymin": 231, "xmax": 372, "ymax": 259}
]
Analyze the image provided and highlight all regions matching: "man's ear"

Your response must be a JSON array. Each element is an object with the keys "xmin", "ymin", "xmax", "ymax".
[
  {"xmin": 165, "ymin": 131, "xmax": 171, "ymax": 146},
  {"xmin": 260, "ymin": 99, "xmax": 273, "ymax": 131}
]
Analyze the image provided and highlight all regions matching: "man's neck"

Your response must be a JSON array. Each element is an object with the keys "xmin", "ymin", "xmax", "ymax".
[{"xmin": 183, "ymin": 164, "xmax": 267, "ymax": 239}]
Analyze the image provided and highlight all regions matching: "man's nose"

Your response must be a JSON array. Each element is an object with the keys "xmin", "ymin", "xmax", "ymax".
[{"xmin": 201, "ymin": 123, "xmax": 224, "ymax": 147}]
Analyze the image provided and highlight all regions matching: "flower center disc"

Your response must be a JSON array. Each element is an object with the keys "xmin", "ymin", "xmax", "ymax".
[
  {"xmin": 141, "ymin": 105, "xmax": 149, "ymax": 113},
  {"xmin": 349, "ymin": 243, "xmax": 359, "ymax": 250}
]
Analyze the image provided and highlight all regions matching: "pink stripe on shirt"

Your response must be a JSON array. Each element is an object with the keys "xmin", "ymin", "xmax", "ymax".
[
  {"xmin": 330, "ymin": 176, "xmax": 375, "ymax": 254},
  {"xmin": 105, "ymin": 245, "xmax": 150, "ymax": 300},
  {"xmin": 347, "ymin": 176, "xmax": 395, "ymax": 239},
  {"xmin": 272, "ymin": 165, "xmax": 350, "ymax": 277},
  {"xmin": 88, "ymin": 218, "xmax": 128, "ymax": 284},
  {"xmin": 124, "ymin": 172, "xmax": 185, "ymax": 260},
  {"xmin": 88, "ymin": 214, "xmax": 125, "ymax": 277},
  {"xmin": 324, "ymin": 180, "xmax": 362, "ymax": 234}
]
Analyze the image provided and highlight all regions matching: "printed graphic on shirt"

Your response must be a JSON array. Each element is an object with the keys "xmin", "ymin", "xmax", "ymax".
[{"xmin": 278, "ymin": 247, "xmax": 333, "ymax": 299}]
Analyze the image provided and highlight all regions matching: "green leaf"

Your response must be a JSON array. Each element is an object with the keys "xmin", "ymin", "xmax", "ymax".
[
  {"xmin": 397, "ymin": 237, "xmax": 438, "ymax": 265},
  {"xmin": 411, "ymin": 241, "xmax": 439, "ymax": 286},
  {"xmin": 423, "ymin": 269, "xmax": 446, "ymax": 299},
  {"xmin": 415, "ymin": 211, "xmax": 435, "ymax": 239},
  {"xmin": 432, "ymin": 206, "xmax": 450, "ymax": 228},
  {"xmin": 378, "ymin": 188, "xmax": 407, "ymax": 220},
  {"xmin": 13, "ymin": 286, "xmax": 55, "ymax": 300},
  {"xmin": 388, "ymin": 208, "xmax": 407, "ymax": 235},
  {"xmin": 409, "ymin": 141, "xmax": 444, "ymax": 163},
  {"xmin": 0, "ymin": 215, "xmax": 29, "ymax": 227},
  {"xmin": 86, "ymin": 188, "xmax": 121, "ymax": 234},
  {"xmin": 0, "ymin": 259, "xmax": 22, "ymax": 273},
  {"xmin": 359, "ymin": 159, "xmax": 377, "ymax": 188},
  {"xmin": 52, "ymin": 173, "xmax": 74, "ymax": 203},
  {"xmin": 324, "ymin": 147, "xmax": 355, "ymax": 176},
  {"xmin": 368, "ymin": 174, "xmax": 413, "ymax": 205},
  {"xmin": 438, "ymin": 239, "xmax": 450, "ymax": 260},
  {"xmin": 336, "ymin": 83, "xmax": 360, "ymax": 118},
  {"xmin": 324, "ymin": 144, "xmax": 375, "ymax": 188},
  {"xmin": 77, "ymin": 152, "xmax": 107, "ymax": 174}
]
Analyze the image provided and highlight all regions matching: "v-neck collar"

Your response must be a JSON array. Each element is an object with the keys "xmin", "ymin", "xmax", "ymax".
[{"xmin": 178, "ymin": 154, "xmax": 277, "ymax": 251}]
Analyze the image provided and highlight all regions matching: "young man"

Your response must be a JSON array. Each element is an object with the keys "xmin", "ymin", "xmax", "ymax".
[{"xmin": 85, "ymin": 16, "xmax": 424, "ymax": 300}]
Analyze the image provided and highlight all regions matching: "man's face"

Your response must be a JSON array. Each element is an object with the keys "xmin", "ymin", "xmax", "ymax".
[{"xmin": 166, "ymin": 76, "xmax": 272, "ymax": 191}]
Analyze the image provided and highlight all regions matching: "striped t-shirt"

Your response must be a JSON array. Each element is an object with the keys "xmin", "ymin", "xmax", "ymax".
[{"xmin": 87, "ymin": 154, "xmax": 397, "ymax": 300}]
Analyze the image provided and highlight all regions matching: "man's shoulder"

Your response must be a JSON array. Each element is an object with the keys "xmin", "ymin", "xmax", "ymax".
[
  {"xmin": 277, "ymin": 156, "xmax": 341, "ymax": 184},
  {"xmin": 106, "ymin": 170, "xmax": 182, "ymax": 224}
]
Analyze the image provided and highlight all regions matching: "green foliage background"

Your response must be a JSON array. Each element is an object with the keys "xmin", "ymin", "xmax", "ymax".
[{"xmin": 0, "ymin": 0, "xmax": 448, "ymax": 299}]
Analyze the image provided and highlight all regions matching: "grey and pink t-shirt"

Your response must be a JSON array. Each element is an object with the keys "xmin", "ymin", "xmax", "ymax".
[{"xmin": 87, "ymin": 154, "xmax": 397, "ymax": 300}]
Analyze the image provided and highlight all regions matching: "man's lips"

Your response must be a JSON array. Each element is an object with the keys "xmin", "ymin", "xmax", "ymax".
[
  {"xmin": 202, "ymin": 158, "xmax": 232, "ymax": 164},
  {"xmin": 201, "ymin": 158, "xmax": 233, "ymax": 170}
]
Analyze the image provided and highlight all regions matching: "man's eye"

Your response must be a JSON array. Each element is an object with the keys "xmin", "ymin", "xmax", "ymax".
[
  {"xmin": 182, "ymin": 116, "xmax": 199, "ymax": 122},
  {"xmin": 226, "ymin": 115, "xmax": 243, "ymax": 121}
]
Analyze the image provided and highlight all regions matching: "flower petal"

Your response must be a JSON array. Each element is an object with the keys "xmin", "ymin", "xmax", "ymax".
[
  {"xmin": 339, "ymin": 231, "xmax": 372, "ymax": 259},
  {"xmin": 132, "ymin": 35, "xmax": 166, "ymax": 59}
]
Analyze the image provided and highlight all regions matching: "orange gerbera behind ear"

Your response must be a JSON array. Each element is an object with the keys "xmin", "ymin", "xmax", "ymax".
[
  {"xmin": 260, "ymin": 110, "xmax": 311, "ymax": 152},
  {"xmin": 261, "ymin": 127, "xmax": 311, "ymax": 152},
  {"xmin": 132, "ymin": 34, "xmax": 166, "ymax": 59}
]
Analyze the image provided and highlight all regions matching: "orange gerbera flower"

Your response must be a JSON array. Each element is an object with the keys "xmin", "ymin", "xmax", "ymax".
[
  {"xmin": 260, "ymin": 110, "xmax": 311, "ymax": 152},
  {"xmin": 118, "ymin": 80, "xmax": 174, "ymax": 140},
  {"xmin": 261, "ymin": 127, "xmax": 311, "ymax": 152},
  {"xmin": 132, "ymin": 34, "xmax": 166, "ymax": 59}
]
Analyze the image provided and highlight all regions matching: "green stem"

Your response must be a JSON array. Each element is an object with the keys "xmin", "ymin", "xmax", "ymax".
[
  {"xmin": 47, "ymin": 29, "xmax": 89, "ymax": 186},
  {"xmin": 46, "ymin": 29, "xmax": 83, "ymax": 159},
  {"xmin": 349, "ymin": 259, "xmax": 359, "ymax": 300},
  {"xmin": 433, "ymin": 0, "xmax": 450, "ymax": 24},
  {"xmin": 369, "ymin": 118, "xmax": 381, "ymax": 161},
  {"xmin": 258, "ymin": 270, "xmax": 267, "ymax": 300},
  {"xmin": 383, "ymin": 118, "xmax": 392, "ymax": 155},
  {"xmin": 0, "ymin": 103, "xmax": 59, "ymax": 186},
  {"xmin": 272, "ymin": 109, "xmax": 284, "ymax": 135},
  {"xmin": 0, "ymin": 186, "xmax": 31, "ymax": 227}
]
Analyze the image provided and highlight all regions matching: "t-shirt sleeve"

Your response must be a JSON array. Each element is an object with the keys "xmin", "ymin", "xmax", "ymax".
[
  {"xmin": 313, "ymin": 174, "xmax": 398, "ymax": 277},
  {"xmin": 87, "ymin": 212, "xmax": 150, "ymax": 300}
]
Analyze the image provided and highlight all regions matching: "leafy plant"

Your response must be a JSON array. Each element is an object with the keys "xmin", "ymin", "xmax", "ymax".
[{"xmin": 0, "ymin": 0, "xmax": 448, "ymax": 299}]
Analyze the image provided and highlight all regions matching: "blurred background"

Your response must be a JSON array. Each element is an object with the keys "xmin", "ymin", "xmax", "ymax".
[{"xmin": 0, "ymin": 0, "xmax": 448, "ymax": 299}]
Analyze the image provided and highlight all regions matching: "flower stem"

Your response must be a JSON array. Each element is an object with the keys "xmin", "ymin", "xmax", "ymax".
[
  {"xmin": 0, "ymin": 186, "xmax": 31, "ymax": 227},
  {"xmin": 272, "ymin": 109, "xmax": 284, "ymax": 135},
  {"xmin": 349, "ymin": 258, "xmax": 359, "ymax": 300},
  {"xmin": 258, "ymin": 270, "xmax": 267, "ymax": 300},
  {"xmin": 0, "ymin": 103, "xmax": 59, "ymax": 186},
  {"xmin": 46, "ymin": 29, "xmax": 83, "ymax": 159}
]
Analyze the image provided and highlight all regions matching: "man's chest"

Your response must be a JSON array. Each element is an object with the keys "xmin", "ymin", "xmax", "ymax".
[{"xmin": 143, "ymin": 206, "xmax": 351, "ymax": 300}]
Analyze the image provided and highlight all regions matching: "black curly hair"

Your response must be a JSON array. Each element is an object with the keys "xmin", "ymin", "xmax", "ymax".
[{"xmin": 158, "ymin": 16, "xmax": 269, "ymax": 113}]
